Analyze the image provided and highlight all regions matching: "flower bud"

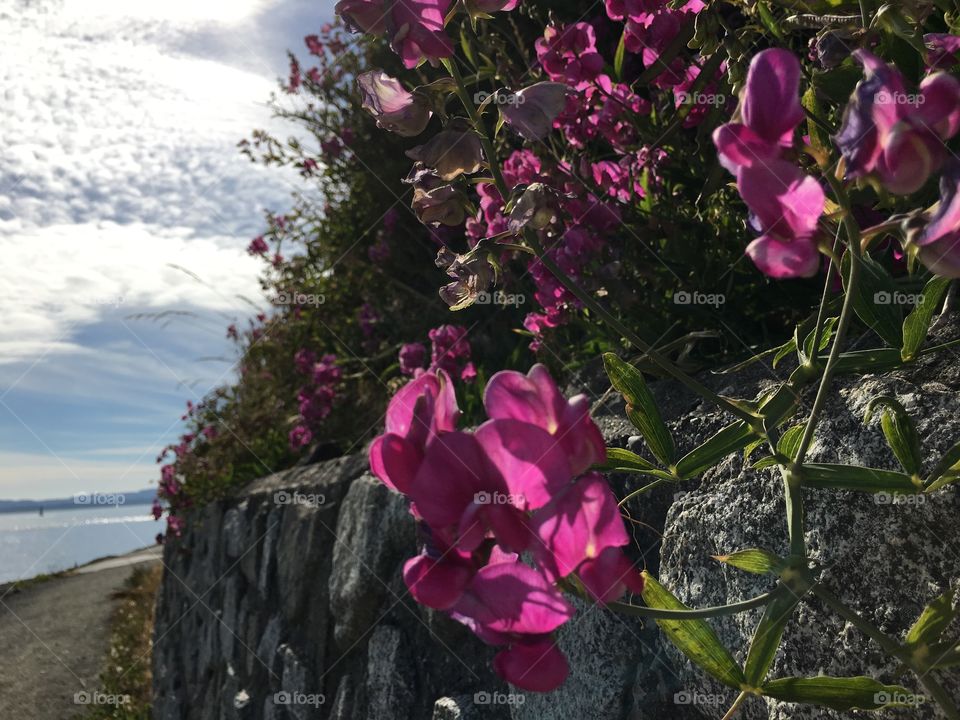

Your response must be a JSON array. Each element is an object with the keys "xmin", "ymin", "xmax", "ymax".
[{"xmin": 357, "ymin": 71, "xmax": 432, "ymax": 137}]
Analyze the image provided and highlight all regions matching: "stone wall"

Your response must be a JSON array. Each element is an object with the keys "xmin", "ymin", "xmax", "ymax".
[{"xmin": 153, "ymin": 318, "xmax": 960, "ymax": 720}]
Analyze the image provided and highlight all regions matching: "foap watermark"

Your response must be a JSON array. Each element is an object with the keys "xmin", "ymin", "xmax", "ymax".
[
  {"xmin": 274, "ymin": 490, "xmax": 326, "ymax": 508},
  {"xmin": 874, "ymin": 691, "xmax": 926, "ymax": 706},
  {"xmin": 874, "ymin": 291, "xmax": 924, "ymax": 306},
  {"xmin": 674, "ymin": 290, "xmax": 725, "ymax": 308},
  {"xmin": 474, "ymin": 691, "xmax": 526, "ymax": 705},
  {"xmin": 674, "ymin": 690, "xmax": 727, "ymax": 706},
  {"xmin": 274, "ymin": 290, "xmax": 326, "ymax": 306},
  {"xmin": 475, "ymin": 290, "xmax": 526, "ymax": 307},
  {"xmin": 473, "ymin": 90, "xmax": 525, "ymax": 106},
  {"xmin": 74, "ymin": 691, "xmax": 130, "ymax": 706},
  {"xmin": 74, "ymin": 491, "xmax": 126, "ymax": 507},
  {"xmin": 676, "ymin": 90, "xmax": 727, "ymax": 106},
  {"xmin": 273, "ymin": 691, "xmax": 326, "ymax": 708},
  {"xmin": 474, "ymin": 491, "xmax": 525, "ymax": 506},
  {"xmin": 874, "ymin": 492, "xmax": 946, "ymax": 507},
  {"xmin": 88, "ymin": 294, "xmax": 126, "ymax": 308},
  {"xmin": 876, "ymin": 91, "xmax": 925, "ymax": 107}
]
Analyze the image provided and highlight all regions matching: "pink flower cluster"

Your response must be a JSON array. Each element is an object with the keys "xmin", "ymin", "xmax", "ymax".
[
  {"xmin": 289, "ymin": 350, "xmax": 342, "ymax": 451},
  {"xmin": 399, "ymin": 324, "xmax": 475, "ymax": 382},
  {"xmin": 336, "ymin": 0, "xmax": 517, "ymax": 68},
  {"xmin": 370, "ymin": 365, "xmax": 641, "ymax": 691},
  {"xmin": 714, "ymin": 49, "xmax": 825, "ymax": 279}
]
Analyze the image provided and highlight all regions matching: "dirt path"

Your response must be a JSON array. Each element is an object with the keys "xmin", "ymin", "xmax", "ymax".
[{"xmin": 0, "ymin": 547, "xmax": 161, "ymax": 718}]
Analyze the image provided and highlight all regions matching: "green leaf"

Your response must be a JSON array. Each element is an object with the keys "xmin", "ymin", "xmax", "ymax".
[
  {"xmin": 902, "ymin": 276, "xmax": 951, "ymax": 360},
  {"xmin": 927, "ymin": 642, "xmax": 960, "ymax": 669},
  {"xmin": 906, "ymin": 590, "xmax": 957, "ymax": 647},
  {"xmin": 676, "ymin": 421, "xmax": 755, "ymax": 479},
  {"xmin": 640, "ymin": 572, "xmax": 746, "ymax": 689},
  {"xmin": 924, "ymin": 440, "xmax": 960, "ymax": 490},
  {"xmin": 777, "ymin": 425, "xmax": 806, "ymax": 463},
  {"xmin": 603, "ymin": 353, "xmax": 675, "ymax": 466},
  {"xmin": 803, "ymin": 317, "xmax": 838, "ymax": 363},
  {"xmin": 613, "ymin": 28, "xmax": 627, "ymax": 81},
  {"xmin": 752, "ymin": 455, "xmax": 779, "ymax": 470},
  {"xmin": 802, "ymin": 464, "xmax": 920, "ymax": 493},
  {"xmin": 745, "ymin": 587, "xmax": 802, "ymax": 685},
  {"xmin": 863, "ymin": 397, "xmax": 923, "ymax": 477},
  {"xmin": 598, "ymin": 448, "xmax": 676, "ymax": 480},
  {"xmin": 761, "ymin": 676, "xmax": 919, "ymax": 711},
  {"xmin": 773, "ymin": 337, "xmax": 798, "ymax": 368},
  {"xmin": 842, "ymin": 252, "xmax": 904, "ymax": 348},
  {"xmin": 712, "ymin": 549, "xmax": 785, "ymax": 575},
  {"xmin": 833, "ymin": 348, "xmax": 908, "ymax": 375}
]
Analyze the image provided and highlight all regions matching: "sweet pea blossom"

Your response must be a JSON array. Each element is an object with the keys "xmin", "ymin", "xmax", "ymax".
[
  {"xmin": 335, "ymin": 0, "xmax": 453, "ymax": 68},
  {"xmin": 914, "ymin": 160, "xmax": 960, "ymax": 277},
  {"xmin": 714, "ymin": 49, "xmax": 824, "ymax": 278},
  {"xmin": 536, "ymin": 23, "xmax": 604, "ymax": 88},
  {"xmin": 399, "ymin": 342, "xmax": 427, "ymax": 377},
  {"xmin": 369, "ymin": 365, "xmax": 641, "ymax": 691},
  {"xmin": 836, "ymin": 50, "xmax": 960, "ymax": 195},
  {"xmin": 357, "ymin": 71, "xmax": 432, "ymax": 136},
  {"xmin": 484, "ymin": 364, "xmax": 606, "ymax": 475}
]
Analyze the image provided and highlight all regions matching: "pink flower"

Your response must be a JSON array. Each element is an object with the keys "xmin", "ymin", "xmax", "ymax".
[
  {"xmin": 460, "ymin": 361, "xmax": 477, "ymax": 384},
  {"xmin": 294, "ymin": 349, "xmax": 317, "ymax": 375},
  {"xmin": 484, "ymin": 364, "xmax": 606, "ymax": 475},
  {"xmin": 915, "ymin": 160, "xmax": 960, "ymax": 277},
  {"xmin": 925, "ymin": 33, "xmax": 960, "ymax": 70},
  {"xmin": 151, "ymin": 499, "xmax": 163, "ymax": 520},
  {"xmin": 368, "ymin": 370, "xmax": 460, "ymax": 493},
  {"xmin": 836, "ymin": 50, "xmax": 960, "ymax": 195},
  {"xmin": 387, "ymin": 0, "xmax": 453, "ymax": 68},
  {"xmin": 399, "ymin": 342, "xmax": 427, "ymax": 377},
  {"xmin": 289, "ymin": 425, "xmax": 313, "ymax": 451},
  {"xmin": 713, "ymin": 49, "xmax": 823, "ymax": 278},
  {"xmin": 335, "ymin": 0, "xmax": 387, "ymax": 34},
  {"xmin": 536, "ymin": 23, "xmax": 604, "ymax": 89},
  {"xmin": 247, "ymin": 236, "xmax": 269, "ymax": 256}
]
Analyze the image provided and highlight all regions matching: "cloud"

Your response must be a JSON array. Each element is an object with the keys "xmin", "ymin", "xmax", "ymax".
[
  {"xmin": 0, "ymin": 0, "xmax": 335, "ymax": 497},
  {"xmin": 0, "ymin": 450, "xmax": 157, "ymax": 499}
]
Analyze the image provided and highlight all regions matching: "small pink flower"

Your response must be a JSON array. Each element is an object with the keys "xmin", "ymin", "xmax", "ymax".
[{"xmin": 536, "ymin": 23, "xmax": 604, "ymax": 89}]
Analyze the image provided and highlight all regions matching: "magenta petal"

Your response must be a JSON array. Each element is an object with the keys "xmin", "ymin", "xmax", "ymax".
[
  {"xmin": 475, "ymin": 418, "xmax": 571, "ymax": 509},
  {"xmin": 919, "ymin": 237, "xmax": 960, "ymax": 278},
  {"xmin": 385, "ymin": 370, "xmax": 459, "ymax": 439},
  {"xmin": 558, "ymin": 394, "xmax": 607, "ymax": 475},
  {"xmin": 741, "ymin": 49, "xmax": 804, "ymax": 143},
  {"xmin": 484, "ymin": 364, "xmax": 565, "ymax": 430},
  {"xmin": 918, "ymin": 162, "xmax": 960, "ymax": 248},
  {"xmin": 403, "ymin": 554, "xmax": 474, "ymax": 610},
  {"xmin": 452, "ymin": 561, "xmax": 574, "ymax": 636},
  {"xmin": 484, "ymin": 505, "xmax": 533, "ymax": 553},
  {"xmin": 713, "ymin": 123, "xmax": 779, "ymax": 172},
  {"xmin": 737, "ymin": 161, "xmax": 825, "ymax": 241},
  {"xmin": 368, "ymin": 433, "xmax": 421, "ymax": 494},
  {"xmin": 745, "ymin": 235, "xmax": 820, "ymax": 279},
  {"xmin": 531, "ymin": 473, "xmax": 629, "ymax": 582},
  {"xmin": 409, "ymin": 431, "xmax": 493, "ymax": 528},
  {"xmin": 876, "ymin": 128, "xmax": 941, "ymax": 196},
  {"xmin": 493, "ymin": 639, "xmax": 570, "ymax": 692},
  {"xmin": 577, "ymin": 546, "xmax": 644, "ymax": 603},
  {"xmin": 919, "ymin": 72, "xmax": 960, "ymax": 139}
]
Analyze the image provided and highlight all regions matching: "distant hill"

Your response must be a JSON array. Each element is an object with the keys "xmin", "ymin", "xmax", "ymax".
[{"xmin": 0, "ymin": 488, "xmax": 156, "ymax": 513}]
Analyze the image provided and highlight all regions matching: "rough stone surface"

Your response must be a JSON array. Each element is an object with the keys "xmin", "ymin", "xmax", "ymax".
[{"xmin": 153, "ymin": 317, "xmax": 960, "ymax": 719}]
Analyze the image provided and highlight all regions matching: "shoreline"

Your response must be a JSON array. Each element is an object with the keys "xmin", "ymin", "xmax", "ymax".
[{"xmin": 0, "ymin": 543, "xmax": 161, "ymax": 596}]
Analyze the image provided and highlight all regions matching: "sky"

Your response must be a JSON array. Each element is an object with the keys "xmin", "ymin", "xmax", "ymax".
[{"xmin": 0, "ymin": 0, "xmax": 335, "ymax": 499}]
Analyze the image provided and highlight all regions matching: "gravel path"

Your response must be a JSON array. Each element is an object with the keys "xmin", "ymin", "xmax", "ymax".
[{"xmin": 0, "ymin": 547, "xmax": 161, "ymax": 718}]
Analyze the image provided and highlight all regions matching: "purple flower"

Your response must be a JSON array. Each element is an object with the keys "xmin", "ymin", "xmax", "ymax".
[
  {"xmin": 289, "ymin": 425, "xmax": 313, "ymax": 451},
  {"xmin": 836, "ymin": 50, "xmax": 960, "ymax": 195},
  {"xmin": 399, "ymin": 342, "xmax": 427, "ymax": 377},
  {"xmin": 915, "ymin": 160, "xmax": 960, "ymax": 277}
]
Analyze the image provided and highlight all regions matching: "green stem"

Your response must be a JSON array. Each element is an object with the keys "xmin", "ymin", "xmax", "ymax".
[
  {"xmin": 721, "ymin": 691, "xmax": 751, "ymax": 720},
  {"xmin": 609, "ymin": 590, "xmax": 775, "ymax": 620},
  {"xmin": 793, "ymin": 179, "xmax": 863, "ymax": 468},
  {"xmin": 814, "ymin": 585, "xmax": 960, "ymax": 720}
]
